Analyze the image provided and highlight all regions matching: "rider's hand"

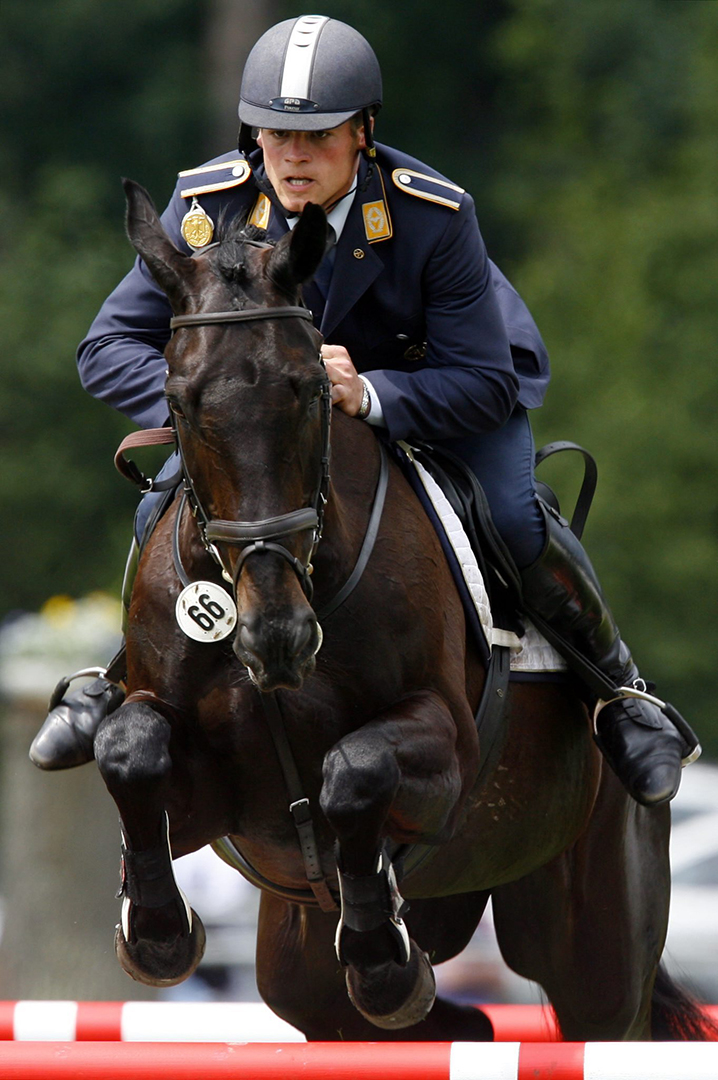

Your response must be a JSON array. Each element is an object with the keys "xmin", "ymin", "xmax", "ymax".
[{"xmin": 321, "ymin": 345, "xmax": 364, "ymax": 416}]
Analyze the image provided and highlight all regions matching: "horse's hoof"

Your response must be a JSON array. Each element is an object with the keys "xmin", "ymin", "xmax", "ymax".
[
  {"xmin": 346, "ymin": 940, "xmax": 436, "ymax": 1030},
  {"xmin": 114, "ymin": 908, "xmax": 206, "ymax": 987}
]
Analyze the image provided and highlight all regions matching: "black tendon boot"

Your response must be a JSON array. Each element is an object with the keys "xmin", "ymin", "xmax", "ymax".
[
  {"xmin": 30, "ymin": 664, "xmax": 125, "ymax": 771},
  {"xmin": 520, "ymin": 508, "xmax": 700, "ymax": 807}
]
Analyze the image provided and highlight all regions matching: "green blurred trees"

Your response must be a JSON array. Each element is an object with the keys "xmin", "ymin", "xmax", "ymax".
[
  {"xmin": 488, "ymin": 0, "xmax": 718, "ymax": 746},
  {"xmin": 0, "ymin": 0, "xmax": 212, "ymax": 612},
  {"xmin": 1, "ymin": 0, "xmax": 716, "ymax": 747}
]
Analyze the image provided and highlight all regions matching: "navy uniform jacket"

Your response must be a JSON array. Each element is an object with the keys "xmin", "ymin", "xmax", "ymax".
[{"xmin": 78, "ymin": 143, "xmax": 549, "ymax": 442}]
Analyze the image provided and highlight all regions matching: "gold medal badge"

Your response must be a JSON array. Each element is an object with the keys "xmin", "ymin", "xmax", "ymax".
[{"xmin": 180, "ymin": 197, "xmax": 215, "ymax": 249}]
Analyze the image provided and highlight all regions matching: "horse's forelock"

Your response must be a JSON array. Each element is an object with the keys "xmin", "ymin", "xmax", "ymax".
[
  {"xmin": 210, "ymin": 209, "xmax": 274, "ymax": 286},
  {"xmin": 216, "ymin": 206, "xmax": 271, "ymax": 246}
]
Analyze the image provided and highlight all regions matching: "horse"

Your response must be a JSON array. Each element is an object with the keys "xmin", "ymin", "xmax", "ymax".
[{"xmin": 93, "ymin": 177, "xmax": 708, "ymax": 1043}]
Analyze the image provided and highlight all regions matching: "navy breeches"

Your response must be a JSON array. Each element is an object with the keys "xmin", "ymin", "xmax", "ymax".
[
  {"xmin": 439, "ymin": 407, "xmax": 546, "ymax": 570},
  {"xmin": 134, "ymin": 408, "xmax": 546, "ymax": 570}
]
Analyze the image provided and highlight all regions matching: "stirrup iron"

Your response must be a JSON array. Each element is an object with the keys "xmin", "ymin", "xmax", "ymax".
[{"xmin": 594, "ymin": 681, "xmax": 702, "ymax": 767}]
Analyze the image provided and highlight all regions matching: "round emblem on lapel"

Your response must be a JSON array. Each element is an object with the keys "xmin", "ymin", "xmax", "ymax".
[{"xmin": 353, "ymin": 248, "xmax": 365, "ymax": 259}]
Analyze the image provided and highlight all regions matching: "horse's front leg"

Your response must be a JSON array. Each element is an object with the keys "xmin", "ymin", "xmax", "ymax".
[
  {"xmin": 320, "ymin": 689, "xmax": 469, "ymax": 1030},
  {"xmin": 94, "ymin": 698, "xmax": 206, "ymax": 986}
]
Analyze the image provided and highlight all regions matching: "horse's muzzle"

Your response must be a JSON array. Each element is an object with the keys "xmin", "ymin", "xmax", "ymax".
[{"xmin": 233, "ymin": 607, "xmax": 323, "ymax": 691}]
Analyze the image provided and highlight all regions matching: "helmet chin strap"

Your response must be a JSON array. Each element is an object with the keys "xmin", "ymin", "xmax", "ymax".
[
  {"xmin": 238, "ymin": 122, "xmax": 257, "ymax": 155},
  {"xmin": 362, "ymin": 107, "xmax": 377, "ymax": 158},
  {"xmin": 358, "ymin": 107, "xmax": 377, "ymax": 191}
]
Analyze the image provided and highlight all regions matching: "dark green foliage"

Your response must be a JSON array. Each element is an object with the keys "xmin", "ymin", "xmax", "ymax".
[
  {"xmin": 0, "ymin": 0, "xmax": 209, "ymax": 615},
  {"xmin": 2, "ymin": 1, "xmax": 716, "ymax": 749}
]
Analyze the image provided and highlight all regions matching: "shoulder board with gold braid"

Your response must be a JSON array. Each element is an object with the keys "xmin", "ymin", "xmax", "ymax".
[
  {"xmin": 178, "ymin": 159, "xmax": 253, "ymax": 249},
  {"xmin": 391, "ymin": 168, "xmax": 464, "ymax": 211},
  {"xmin": 178, "ymin": 158, "xmax": 252, "ymax": 198}
]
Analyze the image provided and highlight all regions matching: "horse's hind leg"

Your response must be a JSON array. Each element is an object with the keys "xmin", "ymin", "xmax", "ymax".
[
  {"xmin": 491, "ymin": 769, "xmax": 671, "ymax": 1040},
  {"xmin": 320, "ymin": 689, "xmax": 471, "ymax": 1031},
  {"xmin": 94, "ymin": 699, "xmax": 206, "ymax": 986}
]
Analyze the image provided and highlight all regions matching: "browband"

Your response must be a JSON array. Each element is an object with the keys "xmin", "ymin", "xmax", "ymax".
[{"xmin": 170, "ymin": 306, "xmax": 313, "ymax": 330}]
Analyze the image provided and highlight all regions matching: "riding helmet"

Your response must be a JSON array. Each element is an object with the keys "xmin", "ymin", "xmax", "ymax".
[{"xmin": 238, "ymin": 15, "xmax": 382, "ymax": 150}]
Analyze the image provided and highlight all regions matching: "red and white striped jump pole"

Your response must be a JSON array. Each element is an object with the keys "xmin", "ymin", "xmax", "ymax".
[
  {"xmin": 0, "ymin": 1001, "xmax": 304, "ymax": 1043},
  {"xmin": 0, "ymin": 1041, "xmax": 716, "ymax": 1079},
  {"xmin": 0, "ymin": 1001, "xmax": 716, "ymax": 1042}
]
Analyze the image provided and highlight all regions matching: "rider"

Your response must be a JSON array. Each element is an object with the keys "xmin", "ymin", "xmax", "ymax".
[{"xmin": 30, "ymin": 15, "xmax": 699, "ymax": 807}]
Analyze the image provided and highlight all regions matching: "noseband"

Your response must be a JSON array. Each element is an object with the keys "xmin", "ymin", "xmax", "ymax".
[{"xmin": 168, "ymin": 305, "xmax": 332, "ymax": 600}]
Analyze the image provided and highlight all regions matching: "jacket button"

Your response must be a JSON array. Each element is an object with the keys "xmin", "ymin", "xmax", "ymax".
[{"xmin": 353, "ymin": 248, "xmax": 365, "ymax": 259}]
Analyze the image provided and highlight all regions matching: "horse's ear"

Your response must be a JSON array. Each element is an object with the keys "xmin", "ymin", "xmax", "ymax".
[
  {"xmin": 123, "ymin": 178, "xmax": 195, "ymax": 305},
  {"xmin": 265, "ymin": 203, "xmax": 327, "ymax": 292}
]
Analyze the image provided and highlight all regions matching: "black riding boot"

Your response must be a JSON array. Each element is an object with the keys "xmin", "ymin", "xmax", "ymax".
[
  {"xmin": 29, "ymin": 544, "xmax": 134, "ymax": 772},
  {"xmin": 29, "ymin": 669, "xmax": 125, "ymax": 770},
  {"xmin": 520, "ymin": 507, "xmax": 700, "ymax": 807},
  {"xmin": 30, "ymin": 469, "xmax": 178, "ymax": 772}
]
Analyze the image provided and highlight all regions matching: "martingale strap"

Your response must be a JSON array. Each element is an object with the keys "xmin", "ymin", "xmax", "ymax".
[{"xmin": 260, "ymin": 691, "xmax": 338, "ymax": 912}]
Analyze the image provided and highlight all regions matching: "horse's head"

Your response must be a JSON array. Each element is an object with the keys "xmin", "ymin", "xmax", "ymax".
[{"xmin": 124, "ymin": 179, "xmax": 330, "ymax": 691}]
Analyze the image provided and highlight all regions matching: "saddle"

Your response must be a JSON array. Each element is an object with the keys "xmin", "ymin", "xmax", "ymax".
[{"xmin": 394, "ymin": 438, "xmax": 598, "ymax": 659}]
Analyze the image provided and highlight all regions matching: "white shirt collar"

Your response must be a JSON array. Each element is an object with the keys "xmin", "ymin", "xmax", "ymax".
[{"xmin": 285, "ymin": 185, "xmax": 358, "ymax": 243}]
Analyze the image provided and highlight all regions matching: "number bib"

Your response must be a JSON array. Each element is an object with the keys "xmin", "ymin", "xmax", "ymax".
[{"xmin": 175, "ymin": 581, "xmax": 238, "ymax": 643}]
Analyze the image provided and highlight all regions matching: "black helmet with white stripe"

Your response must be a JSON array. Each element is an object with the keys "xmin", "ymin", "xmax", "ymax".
[{"xmin": 238, "ymin": 15, "xmax": 382, "ymax": 149}]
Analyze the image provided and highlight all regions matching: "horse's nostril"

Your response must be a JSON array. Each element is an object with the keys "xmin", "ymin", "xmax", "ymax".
[
  {"xmin": 235, "ymin": 622, "xmax": 262, "ymax": 669},
  {"xmin": 240, "ymin": 624, "xmax": 255, "ymax": 652},
  {"xmin": 292, "ymin": 616, "xmax": 315, "ymax": 657}
]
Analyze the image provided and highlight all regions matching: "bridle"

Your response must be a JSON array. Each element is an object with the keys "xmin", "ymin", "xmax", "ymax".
[{"xmin": 168, "ymin": 305, "xmax": 332, "ymax": 602}]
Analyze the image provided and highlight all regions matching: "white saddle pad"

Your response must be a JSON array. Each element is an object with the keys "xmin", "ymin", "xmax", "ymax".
[{"xmin": 404, "ymin": 447, "xmax": 567, "ymax": 675}]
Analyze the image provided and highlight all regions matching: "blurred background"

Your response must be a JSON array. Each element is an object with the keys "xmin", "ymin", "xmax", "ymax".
[{"xmin": 0, "ymin": 0, "xmax": 716, "ymax": 1010}]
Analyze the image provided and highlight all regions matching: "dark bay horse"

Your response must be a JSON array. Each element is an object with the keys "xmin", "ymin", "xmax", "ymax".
[{"xmin": 94, "ymin": 179, "xmax": 705, "ymax": 1042}]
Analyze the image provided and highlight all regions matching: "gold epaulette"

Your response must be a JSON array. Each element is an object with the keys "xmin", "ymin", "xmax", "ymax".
[
  {"xmin": 391, "ymin": 168, "xmax": 464, "ymax": 210},
  {"xmin": 178, "ymin": 159, "xmax": 252, "ymax": 199}
]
